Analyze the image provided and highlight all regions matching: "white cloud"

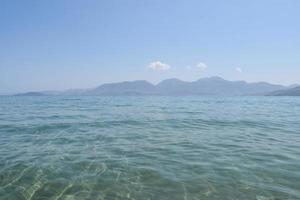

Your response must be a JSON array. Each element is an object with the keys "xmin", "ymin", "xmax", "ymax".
[
  {"xmin": 197, "ymin": 62, "xmax": 208, "ymax": 70},
  {"xmin": 148, "ymin": 61, "xmax": 170, "ymax": 70},
  {"xmin": 236, "ymin": 67, "xmax": 242, "ymax": 73}
]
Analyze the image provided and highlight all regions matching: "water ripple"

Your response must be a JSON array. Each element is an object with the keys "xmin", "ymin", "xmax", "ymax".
[{"xmin": 0, "ymin": 96, "xmax": 300, "ymax": 199}]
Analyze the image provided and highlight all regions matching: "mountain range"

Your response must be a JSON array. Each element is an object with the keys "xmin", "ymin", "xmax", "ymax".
[{"xmin": 15, "ymin": 77, "xmax": 299, "ymax": 96}]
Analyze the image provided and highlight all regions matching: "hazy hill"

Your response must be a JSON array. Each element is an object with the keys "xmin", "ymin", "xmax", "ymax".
[
  {"xmin": 267, "ymin": 86, "xmax": 300, "ymax": 96},
  {"xmin": 87, "ymin": 80, "xmax": 156, "ymax": 95}
]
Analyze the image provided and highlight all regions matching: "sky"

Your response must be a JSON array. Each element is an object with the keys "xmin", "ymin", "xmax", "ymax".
[{"xmin": 0, "ymin": 0, "xmax": 300, "ymax": 94}]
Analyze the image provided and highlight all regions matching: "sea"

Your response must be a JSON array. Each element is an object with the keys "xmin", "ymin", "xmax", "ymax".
[{"xmin": 0, "ymin": 96, "xmax": 299, "ymax": 200}]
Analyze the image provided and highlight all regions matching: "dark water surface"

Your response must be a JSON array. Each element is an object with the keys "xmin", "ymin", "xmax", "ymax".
[{"xmin": 0, "ymin": 96, "xmax": 299, "ymax": 200}]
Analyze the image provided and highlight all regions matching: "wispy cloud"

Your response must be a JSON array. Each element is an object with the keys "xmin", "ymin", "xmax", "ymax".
[
  {"xmin": 148, "ymin": 61, "xmax": 170, "ymax": 70},
  {"xmin": 197, "ymin": 62, "xmax": 208, "ymax": 70},
  {"xmin": 236, "ymin": 67, "xmax": 242, "ymax": 73}
]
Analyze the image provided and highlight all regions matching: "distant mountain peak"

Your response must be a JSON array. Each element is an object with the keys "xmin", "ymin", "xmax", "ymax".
[
  {"xmin": 160, "ymin": 78, "xmax": 182, "ymax": 82},
  {"xmin": 158, "ymin": 78, "xmax": 186, "ymax": 85},
  {"xmin": 96, "ymin": 80, "xmax": 153, "ymax": 88},
  {"xmin": 122, "ymin": 80, "xmax": 152, "ymax": 84},
  {"xmin": 198, "ymin": 76, "xmax": 225, "ymax": 81}
]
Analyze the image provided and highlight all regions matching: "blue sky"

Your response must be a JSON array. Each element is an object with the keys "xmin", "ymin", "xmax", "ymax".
[{"xmin": 0, "ymin": 0, "xmax": 299, "ymax": 94}]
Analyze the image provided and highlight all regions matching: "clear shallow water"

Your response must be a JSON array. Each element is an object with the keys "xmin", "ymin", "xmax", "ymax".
[{"xmin": 0, "ymin": 96, "xmax": 300, "ymax": 200}]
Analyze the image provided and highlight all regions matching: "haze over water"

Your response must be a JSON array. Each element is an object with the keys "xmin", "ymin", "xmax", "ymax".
[{"xmin": 0, "ymin": 96, "xmax": 300, "ymax": 200}]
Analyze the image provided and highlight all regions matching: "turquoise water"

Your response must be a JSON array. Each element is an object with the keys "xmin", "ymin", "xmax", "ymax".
[{"xmin": 0, "ymin": 96, "xmax": 300, "ymax": 200}]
